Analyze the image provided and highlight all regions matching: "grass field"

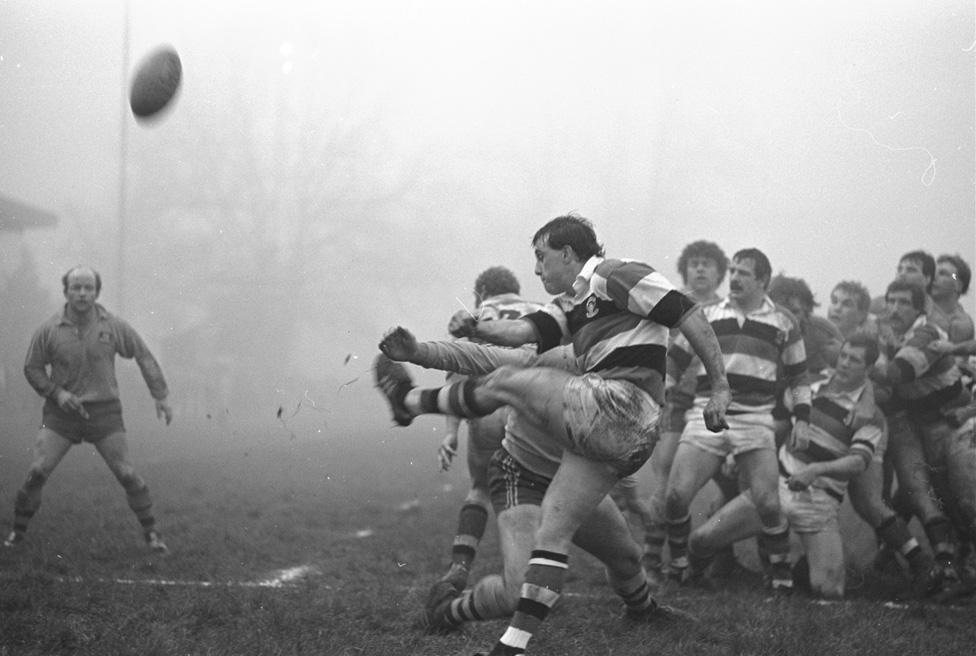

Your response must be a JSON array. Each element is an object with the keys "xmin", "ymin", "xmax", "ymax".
[{"xmin": 1, "ymin": 405, "xmax": 974, "ymax": 656}]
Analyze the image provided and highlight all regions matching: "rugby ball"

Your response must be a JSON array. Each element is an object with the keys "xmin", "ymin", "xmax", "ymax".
[{"xmin": 129, "ymin": 45, "xmax": 182, "ymax": 120}]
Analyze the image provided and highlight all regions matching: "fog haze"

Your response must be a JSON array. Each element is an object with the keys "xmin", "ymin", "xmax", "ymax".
[{"xmin": 1, "ymin": 0, "xmax": 973, "ymax": 440}]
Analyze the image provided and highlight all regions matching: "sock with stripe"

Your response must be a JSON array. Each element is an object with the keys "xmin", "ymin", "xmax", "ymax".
[
  {"xmin": 759, "ymin": 521, "xmax": 792, "ymax": 590},
  {"xmin": 452, "ymin": 503, "xmax": 489, "ymax": 568},
  {"xmin": 666, "ymin": 514, "xmax": 691, "ymax": 577},
  {"xmin": 404, "ymin": 378, "xmax": 495, "ymax": 419},
  {"xmin": 488, "ymin": 550, "xmax": 568, "ymax": 655}
]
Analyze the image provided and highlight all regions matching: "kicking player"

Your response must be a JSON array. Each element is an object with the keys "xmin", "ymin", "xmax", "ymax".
[
  {"xmin": 375, "ymin": 214, "xmax": 731, "ymax": 656},
  {"xmin": 687, "ymin": 333, "xmax": 885, "ymax": 599},
  {"xmin": 435, "ymin": 266, "xmax": 542, "ymax": 591},
  {"xmin": 663, "ymin": 248, "xmax": 811, "ymax": 592}
]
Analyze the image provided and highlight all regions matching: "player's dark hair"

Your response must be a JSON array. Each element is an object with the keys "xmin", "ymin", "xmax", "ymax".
[
  {"xmin": 832, "ymin": 280, "xmax": 871, "ymax": 314},
  {"xmin": 475, "ymin": 266, "xmax": 520, "ymax": 298},
  {"xmin": 885, "ymin": 279, "xmax": 927, "ymax": 312},
  {"xmin": 532, "ymin": 213, "xmax": 605, "ymax": 261},
  {"xmin": 845, "ymin": 331, "xmax": 879, "ymax": 367},
  {"xmin": 937, "ymin": 253, "xmax": 971, "ymax": 295},
  {"xmin": 62, "ymin": 266, "xmax": 102, "ymax": 295},
  {"xmin": 899, "ymin": 250, "xmax": 935, "ymax": 291},
  {"xmin": 769, "ymin": 274, "xmax": 817, "ymax": 311},
  {"xmin": 676, "ymin": 240, "xmax": 728, "ymax": 286},
  {"xmin": 732, "ymin": 248, "xmax": 772, "ymax": 287}
]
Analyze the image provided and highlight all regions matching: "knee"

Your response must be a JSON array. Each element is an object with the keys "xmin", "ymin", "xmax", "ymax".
[
  {"xmin": 810, "ymin": 569, "xmax": 845, "ymax": 600},
  {"xmin": 688, "ymin": 529, "xmax": 714, "ymax": 558},
  {"xmin": 24, "ymin": 468, "xmax": 48, "ymax": 491},
  {"xmin": 117, "ymin": 469, "xmax": 143, "ymax": 492},
  {"xmin": 664, "ymin": 487, "xmax": 688, "ymax": 520}
]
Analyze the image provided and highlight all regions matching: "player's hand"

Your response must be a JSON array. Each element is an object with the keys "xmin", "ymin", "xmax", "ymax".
[
  {"xmin": 927, "ymin": 339, "xmax": 955, "ymax": 354},
  {"xmin": 155, "ymin": 398, "xmax": 173, "ymax": 425},
  {"xmin": 379, "ymin": 326, "xmax": 418, "ymax": 361},
  {"xmin": 448, "ymin": 310, "xmax": 478, "ymax": 338},
  {"xmin": 790, "ymin": 420, "xmax": 811, "ymax": 452},
  {"xmin": 945, "ymin": 404, "xmax": 976, "ymax": 429},
  {"xmin": 702, "ymin": 385, "xmax": 731, "ymax": 433},
  {"xmin": 56, "ymin": 389, "xmax": 90, "ymax": 419},
  {"xmin": 437, "ymin": 433, "xmax": 459, "ymax": 471},
  {"xmin": 787, "ymin": 466, "xmax": 816, "ymax": 491}
]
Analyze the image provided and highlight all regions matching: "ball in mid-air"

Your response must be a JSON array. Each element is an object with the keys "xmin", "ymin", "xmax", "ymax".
[{"xmin": 129, "ymin": 45, "xmax": 182, "ymax": 121}]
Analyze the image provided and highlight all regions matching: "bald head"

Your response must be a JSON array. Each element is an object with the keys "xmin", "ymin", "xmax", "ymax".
[{"xmin": 62, "ymin": 266, "xmax": 102, "ymax": 295}]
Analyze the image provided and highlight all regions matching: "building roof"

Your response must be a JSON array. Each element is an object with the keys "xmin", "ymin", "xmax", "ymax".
[{"xmin": 0, "ymin": 194, "xmax": 58, "ymax": 231}]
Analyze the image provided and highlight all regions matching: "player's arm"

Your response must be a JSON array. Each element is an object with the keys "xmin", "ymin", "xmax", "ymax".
[
  {"xmin": 928, "ymin": 338, "xmax": 976, "ymax": 356},
  {"xmin": 871, "ymin": 327, "xmax": 939, "ymax": 386},
  {"xmin": 449, "ymin": 309, "xmax": 538, "ymax": 347},
  {"xmin": 23, "ymin": 326, "xmax": 57, "ymax": 399},
  {"xmin": 117, "ymin": 320, "xmax": 172, "ymax": 424},
  {"xmin": 786, "ymin": 452, "xmax": 867, "ymax": 490},
  {"xmin": 675, "ymin": 308, "xmax": 730, "ymax": 432}
]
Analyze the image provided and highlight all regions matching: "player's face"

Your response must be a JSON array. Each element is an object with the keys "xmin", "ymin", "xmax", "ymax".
[
  {"xmin": 896, "ymin": 258, "xmax": 929, "ymax": 289},
  {"xmin": 782, "ymin": 296, "xmax": 809, "ymax": 324},
  {"xmin": 884, "ymin": 290, "xmax": 920, "ymax": 334},
  {"xmin": 685, "ymin": 257, "xmax": 721, "ymax": 296},
  {"xmin": 64, "ymin": 270, "xmax": 99, "ymax": 314},
  {"xmin": 533, "ymin": 238, "xmax": 576, "ymax": 295},
  {"xmin": 727, "ymin": 258, "xmax": 765, "ymax": 305},
  {"xmin": 828, "ymin": 289, "xmax": 866, "ymax": 334},
  {"xmin": 931, "ymin": 261, "xmax": 960, "ymax": 300},
  {"xmin": 834, "ymin": 343, "xmax": 868, "ymax": 388}
]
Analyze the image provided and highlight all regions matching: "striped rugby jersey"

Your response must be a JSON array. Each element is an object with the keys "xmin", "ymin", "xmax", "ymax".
[
  {"xmin": 522, "ymin": 256, "xmax": 696, "ymax": 404},
  {"xmin": 883, "ymin": 314, "xmax": 964, "ymax": 416},
  {"xmin": 669, "ymin": 296, "xmax": 811, "ymax": 414},
  {"xmin": 779, "ymin": 373, "xmax": 885, "ymax": 500},
  {"xmin": 475, "ymin": 293, "xmax": 544, "ymax": 324}
]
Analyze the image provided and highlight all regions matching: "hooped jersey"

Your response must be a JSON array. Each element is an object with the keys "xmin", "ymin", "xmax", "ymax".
[
  {"xmin": 523, "ymin": 256, "xmax": 696, "ymax": 404},
  {"xmin": 779, "ymin": 372, "xmax": 885, "ymax": 500}
]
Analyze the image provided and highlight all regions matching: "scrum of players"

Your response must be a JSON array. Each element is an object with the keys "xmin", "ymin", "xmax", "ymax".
[{"xmin": 374, "ymin": 213, "xmax": 975, "ymax": 655}]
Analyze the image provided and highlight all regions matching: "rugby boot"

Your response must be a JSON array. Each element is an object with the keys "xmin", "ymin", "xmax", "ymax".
[
  {"xmin": 373, "ymin": 354, "xmax": 415, "ymax": 426},
  {"xmin": 440, "ymin": 562, "xmax": 471, "ymax": 592},
  {"xmin": 145, "ymin": 530, "xmax": 169, "ymax": 554},
  {"xmin": 423, "ymin": 580, "xmax": 462, "ymax": 634}
]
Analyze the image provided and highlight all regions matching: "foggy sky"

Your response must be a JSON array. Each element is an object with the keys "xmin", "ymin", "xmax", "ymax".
[{"xmin": 1, "ymin": 0, "xmax": 973, "ymax": 436}]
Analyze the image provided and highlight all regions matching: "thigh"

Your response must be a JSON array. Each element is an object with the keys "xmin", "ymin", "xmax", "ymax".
[
  {"xmin": 535, "ymin": 450, "xmax": 620, "ymax": 553},
  {"xmin": 572, "ymin": 494, "xmax": 641, "ymax": 577},
  {"xmin": 92, "ymin": 431, "xmax": 133, "ymax": 477},
  {"xmin": 801, "ymin": 529, "xmax": 845, "ymax": 597},
  {"xmin": 31, "ymin": 428, "xmax": 75, "ymax": 474},
  {"xmin": 467, "ymin": 412, "xmax": 506, "ymax": 490},
  {"xmin": 667, "ymin": 440, "xmax": 723, "ymax": 509},
  {"xmin": 848, "ymin": 459, "xmax": 888, "ymax": 527},
  {"xmin": 889, "ymin": 418, "xmax": 941, "ymax": 520},
  {"xmin": 691, "ymin": 492, "xmax": 763, "ymax": 554},
  {"xmin": 497, "ymin": 504, "xmax": 543, "ymax": 589}
]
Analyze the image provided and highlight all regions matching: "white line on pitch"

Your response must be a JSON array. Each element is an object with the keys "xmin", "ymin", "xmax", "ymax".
[{"xmin": 51, "ymin": 564, "xmax": 325, "ymax": 589}]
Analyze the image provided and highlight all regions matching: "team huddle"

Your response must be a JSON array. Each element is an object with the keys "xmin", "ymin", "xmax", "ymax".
[{"xmin": 373, "ymin": 213, "xmax": 976, "ymax": 656}]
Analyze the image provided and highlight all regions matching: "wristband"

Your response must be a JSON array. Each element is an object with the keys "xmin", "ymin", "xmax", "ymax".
[{"xmin": 793, "ymin": 404, "xmax": 811, "ymax": 423}]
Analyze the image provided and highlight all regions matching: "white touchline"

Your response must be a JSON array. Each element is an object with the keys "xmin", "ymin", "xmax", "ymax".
[{"xmin": 49, "ymin": 564, "xmax": 324, "ymax": 589}]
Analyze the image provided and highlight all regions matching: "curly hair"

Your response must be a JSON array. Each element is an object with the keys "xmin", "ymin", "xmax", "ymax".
[
  {"xmin": 769, "ymin": 274, "xmax": 817, "ymax": 312},
  {"xmin": 474, "ymin": 266, "xmax": 520, "ymax": 298},
  {"xmin": 937, "ymin": 254, "xmax": 971, "ymax": 295},
  {"xmin": 676, "ymin": 240, "xmax": 728, "ymax": 286},
  {"xmin": 832, "ymin": 280, "xmax": 871, "ymax": 314}
]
